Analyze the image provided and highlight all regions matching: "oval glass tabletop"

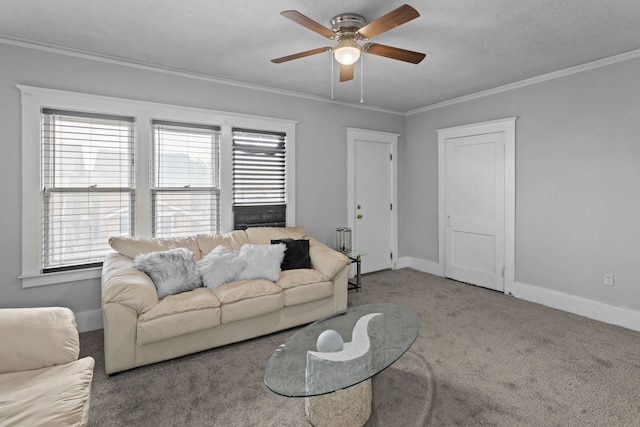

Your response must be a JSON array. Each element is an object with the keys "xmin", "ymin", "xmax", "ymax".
[{"xmin": 264, "ymin": 303, "xmax": 420, "ymax": 397}]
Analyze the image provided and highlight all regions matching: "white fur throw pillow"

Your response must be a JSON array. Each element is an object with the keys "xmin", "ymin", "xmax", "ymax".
[
  {"xmin": 236, "ymin": 243, "xmax": 286, "ymax": 282},
  {"xmin": 132, "ymin": 247, "xmax": 202, "ymax": 299},
  {"xmin": 197, "ymin": 245, "xmax": 247, "ymax": 290}
]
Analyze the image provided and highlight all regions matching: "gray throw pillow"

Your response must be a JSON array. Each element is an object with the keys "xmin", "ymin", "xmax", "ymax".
[
  {"xmin": 197, "ymin": 245, "xmax": 247, "ymax": 290},
  {"xmin": 133, "ymin": 247, "xmax": 202, "ymax": 299}
]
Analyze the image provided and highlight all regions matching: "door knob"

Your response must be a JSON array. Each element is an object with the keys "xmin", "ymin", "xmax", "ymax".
[{"xmin": 357, "ymin": 214, "xmax": 363, "ymax": 219}]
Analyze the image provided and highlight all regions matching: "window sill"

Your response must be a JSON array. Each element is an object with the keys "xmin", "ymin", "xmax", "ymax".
[{"xmin": 20, "ymin": 267, "xmax": 102, "ymax": 288}]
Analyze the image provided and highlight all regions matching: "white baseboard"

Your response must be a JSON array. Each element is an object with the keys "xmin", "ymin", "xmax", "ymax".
[
  {"xmin": 73, "ymin": 264, "xmax": 640, "ymax": 334},
  {"xmin": 74, "ymin": 309, "xmax": 103, "ymax": 332},
  {"xmin": 508, "ymin": 281, "xmax": 640, "ymax": 333},
  {"xmin": 396, "ymin": 256, "xmax": 443, "ymax": 276},
  {"xmin": 397, "ymin": 256, "xmax": 640, "ymax": 333}
]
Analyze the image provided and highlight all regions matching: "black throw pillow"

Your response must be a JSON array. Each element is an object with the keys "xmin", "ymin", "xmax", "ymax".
[{"xmin": 271, "ymin": 238, "xmax": 311, "ymax": 270}]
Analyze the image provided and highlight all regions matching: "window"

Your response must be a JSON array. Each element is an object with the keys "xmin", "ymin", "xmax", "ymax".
[
  {"xmin": 41, "ymin": 109, "xmax": 134, "ymax": 272},
  {"xmin": 232, "ymin": 129, "xmax": 287, "ymax": 229},
  {"xmin": 19, "ymin": 85, "xmax": 296, "ymax": 287},
  {"xmin": 152, "ymin": 121, "xmax": 220, "ymax": 238}
]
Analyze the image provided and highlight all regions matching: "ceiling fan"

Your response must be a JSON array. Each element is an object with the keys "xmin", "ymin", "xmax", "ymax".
[{"xmin": 271, "ymin": 4, "xmax": 426, "ymax": 83}]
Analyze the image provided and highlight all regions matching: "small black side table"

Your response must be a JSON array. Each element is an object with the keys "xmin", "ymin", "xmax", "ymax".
[{"xmin": 342, "ymin": 251, "xmax": 366, "ymax": 292}]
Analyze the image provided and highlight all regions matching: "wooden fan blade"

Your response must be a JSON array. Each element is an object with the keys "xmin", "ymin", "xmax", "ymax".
[
  {"xmin": 364, "ymin": 43, "xmax": 425, "ymax": 64},
  {"xmin": 357, "ymin": 4, "xmax": 420, "ymax": 39},
  {"xmin": 281, "ymin": 10, "xmax": 336, "ymax": 39},
  {"xmin": 271, "ymin": 47, "xmax": 331, "ymax": 64},
  {"xmin": 339, "ymin": 63, "xmax": 354, "ymax": 82}
]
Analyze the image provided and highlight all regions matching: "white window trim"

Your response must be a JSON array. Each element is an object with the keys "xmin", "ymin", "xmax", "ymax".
[{"xmin": 18, "ymin": 85, "xmax": 297, "ymax": 287}]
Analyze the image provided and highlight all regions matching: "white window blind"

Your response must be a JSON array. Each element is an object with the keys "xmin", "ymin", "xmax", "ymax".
[
  {"xmin": 152, "ymin": 120, "xmax": 220, "ymax": 238},
  {"xmin": 232, "ymin": 129, "xmax": 286, "ymax": 206},
  {"xmin": 41, "ymin": 109, "xmax": 134, "ymax": 272}
]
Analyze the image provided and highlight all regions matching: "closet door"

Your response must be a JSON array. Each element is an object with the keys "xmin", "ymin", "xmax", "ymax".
[{"xmin": 444, "ymin": 131, "xmax": 505, "ymax": 291}]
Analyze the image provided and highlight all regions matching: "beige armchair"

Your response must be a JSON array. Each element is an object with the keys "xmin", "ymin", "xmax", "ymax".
[{"xmin": 0, "ymin": 307, "xmax": 95, "ymax": 427}]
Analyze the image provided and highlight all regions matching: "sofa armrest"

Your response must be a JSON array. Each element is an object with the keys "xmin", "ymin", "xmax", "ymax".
[
  {"xmin": 102, "ymin": 252, "xmax": 158, "ymax": 315},
  {"xmin": 308, "ymin": 238, "xmax": 351, "ymax": 279},
  {"xmin": 0, "ymin": 307, "xmax": 79, "ymax": 374}
]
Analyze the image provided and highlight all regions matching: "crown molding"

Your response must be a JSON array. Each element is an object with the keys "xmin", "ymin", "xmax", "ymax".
[
  {"xmin": 406, "ymin": 48, "xmax": 640, "ymax": 116},
  {"xmin": 3, "ymin": 36, "xmax": 638, "ymax": 117},
  {"xmin": 0, "ymin": 36, "xmax": 405, "ymax": 116}
]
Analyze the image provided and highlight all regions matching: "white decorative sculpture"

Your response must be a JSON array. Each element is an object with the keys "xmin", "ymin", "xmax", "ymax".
[
  {"xmin": 305, "ymin": 313, "xmax": 385, "ymax": 427},
  {"xmin": 306, "ymin": 313, "xmax": 384, "ymax": 394}
]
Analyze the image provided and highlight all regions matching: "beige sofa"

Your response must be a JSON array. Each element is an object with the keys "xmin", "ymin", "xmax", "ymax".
[
  {"xmin": 101, "ymin": 226, "xmax": 351, "ymax": 374},
  {"xmin": 0, "ymin": 307, "xmax": 95, "ymax": 427}
]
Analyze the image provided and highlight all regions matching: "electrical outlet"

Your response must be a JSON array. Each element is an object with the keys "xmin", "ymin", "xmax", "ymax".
[{"xmin": 603, "ymin": 273, "xmax": 615, "ymax": 286}]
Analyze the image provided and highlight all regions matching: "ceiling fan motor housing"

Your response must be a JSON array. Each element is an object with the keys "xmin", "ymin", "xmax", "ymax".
[{"xmin": 330, "ymin": 13, "xmax": 367, "ymax": 37}]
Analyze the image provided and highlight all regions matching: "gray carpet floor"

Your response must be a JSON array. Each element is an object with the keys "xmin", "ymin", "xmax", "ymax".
[{"xmin": 80, "ymin": 268, "xmax": 640, "ymax": 426}]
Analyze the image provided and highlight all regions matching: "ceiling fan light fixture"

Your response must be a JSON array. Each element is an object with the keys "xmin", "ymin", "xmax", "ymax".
[{"xmin": 333, "ymin": 39, "xmax": 361, "ymax": 65}]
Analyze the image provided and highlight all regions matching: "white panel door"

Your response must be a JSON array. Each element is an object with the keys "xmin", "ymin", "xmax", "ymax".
[
  {"xmin": 445, "ymin": 132, "xmax": 505, "ymax": 291},
  {"xmin": 354, "ymin": 140, "xmax": 392, "ymax": 273}
]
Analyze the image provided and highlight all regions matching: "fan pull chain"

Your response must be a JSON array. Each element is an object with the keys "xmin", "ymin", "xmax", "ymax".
[
  {"xmin": 360, "ymin": 54, "xmax": 364, "ymax": 103},
  {"xmin": 330, "ymin": 54, "xmax": 334, "ymax": 100}
]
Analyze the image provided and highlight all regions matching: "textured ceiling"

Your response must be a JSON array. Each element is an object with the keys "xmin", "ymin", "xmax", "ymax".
[{"xmin": 1, "ymin": 0, "xmax": 640, "ymax": 112}]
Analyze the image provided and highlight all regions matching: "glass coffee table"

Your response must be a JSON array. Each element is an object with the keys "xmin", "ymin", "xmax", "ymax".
[{"xmin": 264, "ymin": 303, "xmax": 420, "ymax": 426}]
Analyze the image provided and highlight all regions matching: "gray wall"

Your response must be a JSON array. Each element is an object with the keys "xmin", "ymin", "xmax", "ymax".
[
  {"xmin": 3, "ymin": 41, "xmax": 639, "ymax": 323},
  {"xmin": 0, "ymin": 43, "xmax": 404, "ymax": 316},
  {"xmin": 402, "ymin": 57, "xmax": 640, "ymax": 312}
]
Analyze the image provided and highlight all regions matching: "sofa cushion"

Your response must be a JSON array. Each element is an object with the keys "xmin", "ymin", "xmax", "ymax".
[
  {"xmin": 271, "ymin": 238, "xmax": 311, "ymax": 270},
  {"xmin": 245, "ymin": 226, "xmax": 306, "ymax": 245},
  {"xmin": 137, "ymin": 288, "xmax": 221, "ymax": 345},
  {"xmin": 0, "ymin": 307, "xmax": 79, "ymax": 375},
  {"xmin": 277, "ymin": 269, "xmax": 334, "ymax": 306},
  {"xmin": 235, "ymin": 243, "xmax": 286, "ymax": 282},
  {"xmin": 197, "ymin": 245, "xmax": 247, "ymax": 290},
  {"xmin": 109, "ymin": 235, "xmax": 203, "ymax": 261},
  {"xmin": 213, "ymin": 279, "xmax": 284, "ymax": 323},
  {"xmin": 0, "ymin": 357, "xmax": 94, "ymax": 427},
  {"xmin": 133, "ymin": 248, "xmax": 203, "ymax": 299},
  {"xmin": 197, "ymin": 230, "xmax": 250, "ymax": 257}
]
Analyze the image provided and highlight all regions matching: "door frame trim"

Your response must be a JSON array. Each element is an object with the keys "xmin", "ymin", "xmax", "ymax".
[
  {"xmin": 437, "ymin": 117, "xmax": 517, "ymax": 294},
  {"xmin": 347, "ymin": 128, "xmax": 399, "ymax": 270}
]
